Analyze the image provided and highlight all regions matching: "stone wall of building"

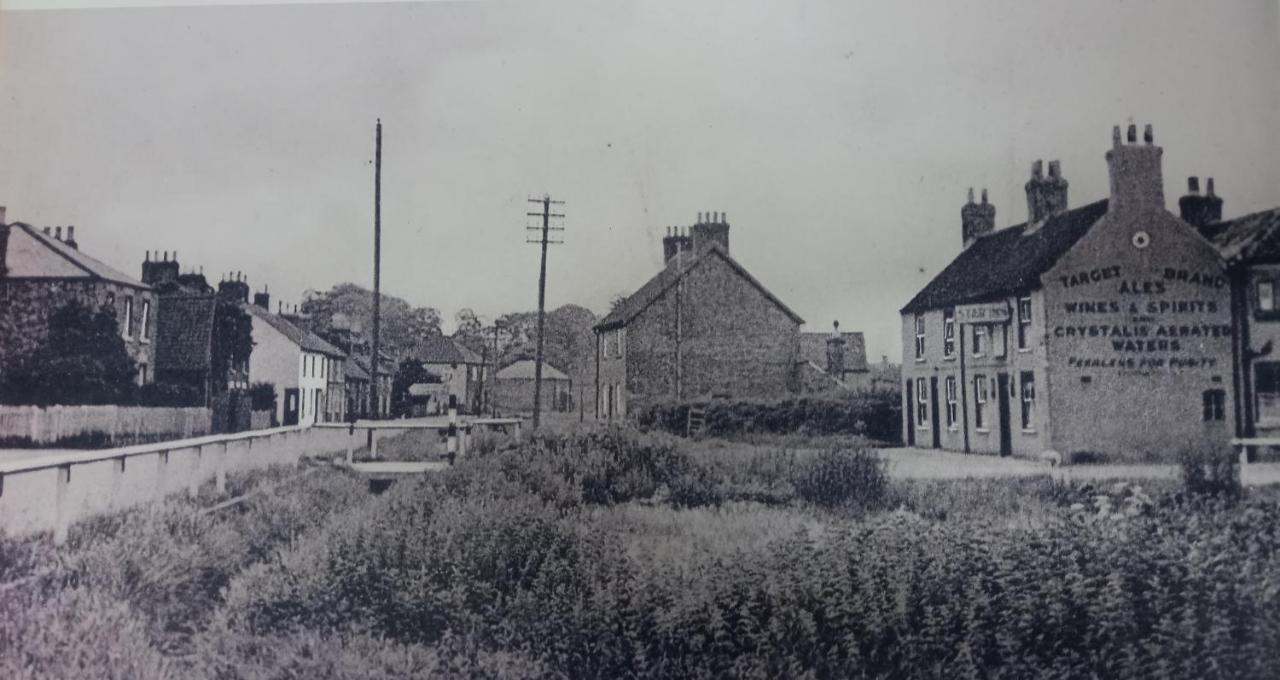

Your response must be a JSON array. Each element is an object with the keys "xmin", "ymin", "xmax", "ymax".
[{"xmin": 0, "ymin": 279, "xmax": 156, "ymax": 385}]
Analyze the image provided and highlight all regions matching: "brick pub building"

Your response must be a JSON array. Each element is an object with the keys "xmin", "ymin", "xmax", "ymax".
[
  {"xmin": 594, "ymin": 213, "xmax": 804, "ymax": 419},
  {"xmin": 901, "ymin": 125, "xmax": 1241, "ymax": 462}
]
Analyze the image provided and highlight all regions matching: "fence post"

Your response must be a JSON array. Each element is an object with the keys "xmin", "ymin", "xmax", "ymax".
[
  {"xmin": 346, "ymin": 427, "xmax": 355, "ymax": 465},
  {"xmin": 53, "ymin": 465, "xmax": 71, "ymax": 546},
  {"xmin": 110, "ymin": 456, "xmax": 126, "ymax": 510},
  {"xmin": 155, "ymin": 450, "xmax": 168, "ymax": 500},
  {"xmin": 188, "ymin": 446, "xmax": 202, "ymax": 498},
  {"xmin": 215, "ymin": 442, "xmax": 228, "ymax": 493}
]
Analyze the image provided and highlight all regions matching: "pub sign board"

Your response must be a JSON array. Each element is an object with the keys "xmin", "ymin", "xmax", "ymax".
[{"xmin": 954, "ymin": 302, "xmax": 1012, "ymax": 325}]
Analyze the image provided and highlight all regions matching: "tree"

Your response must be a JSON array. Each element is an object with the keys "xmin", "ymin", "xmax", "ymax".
[
  {"xmin": 0, "ymin": 300, "xmax": 137, "ymax": 406},
  {"xmin": 389, "ymin": 359, "xmax": 442, "ymax": 418},
  {"xmin": 211, "ymin": 298, "xmax": 253, "ymax": 393},
  {"xmin": 301, "ymin": 283, "xmax": 442, "ymax": 359}
]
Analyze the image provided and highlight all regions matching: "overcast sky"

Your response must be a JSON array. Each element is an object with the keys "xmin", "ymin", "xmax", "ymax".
[{"xmin": 2, "ymin": 0, "xmax": 1278, "ymax": 362}]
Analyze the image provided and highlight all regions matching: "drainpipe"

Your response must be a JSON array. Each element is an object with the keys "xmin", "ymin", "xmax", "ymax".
[{"xmin": 959, "ymin": 319, "xmax": 970, "ymax": 453}]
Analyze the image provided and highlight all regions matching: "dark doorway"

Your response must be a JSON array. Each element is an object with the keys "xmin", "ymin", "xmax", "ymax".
[
  {"xmin": 996, "ymin": 373, "xmax": 1012, "ymax": 457},
  {"xmin": 904, "ymin": 379, "xmax": 915, "ymax": 447},
  {"xmin": 929, "ymin": 376, "xmax": 941, "ymax": 448},
  {"xmin": 283, "ymin": 388, "xmax": 300, "ymax": 426}
]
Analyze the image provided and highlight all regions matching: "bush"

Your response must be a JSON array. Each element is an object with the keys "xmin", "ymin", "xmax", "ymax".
[
  {"xmin": 1181, "ymin": 448, "xmax": 1242, "ymax": 499},
  {"xmin": 137, "ymin": 381, "xmax": 202, "ymax": 407},
  {"xmin": 248, "ymin": 382, "xmax": 277, "ymax": 413},
  {"xmin": 792, "ymin": 448, "xmax": 890, "ymax": 510},
  {"xmin": 637, "ymin": 390, "xmax": 902, "ymax": 443}
]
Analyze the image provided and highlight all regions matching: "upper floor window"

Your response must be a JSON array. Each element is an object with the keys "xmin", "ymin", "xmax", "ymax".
[
  {"xmin": 993, "ymin": 324, "xmax": 1008, "ymax": 358},
  {"xmin": 122, "ymin": 296, "xmax": 134, "ymax": 338},
  {"xmin": 1258, "ymin": 280, "xmax": 1276, "ymax": 315},
  {"xmin": 139, "ymin": 300, "xmax": 151, "ymax": 340},
  {"xmin": 1017, "ymin": 297, "xmax": 1033, "ymax": 350},
  {"xmin": 971, "ymin": 324, "xmax": 987, "ymax": 357},
  {"xmin": 943, "ymin": 309, "xmax": 955, "ymax": 358},
  {"xmin": 973, "ymin": 374, "xmax": 989, "ymax": 430},
  {"xmin": 914, "ymin": 314, "xmax": 926, "ymax": 359}
]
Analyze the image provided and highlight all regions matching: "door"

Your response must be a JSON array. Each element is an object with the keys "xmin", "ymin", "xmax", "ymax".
[
  {"xmin": 929, "ymin": 376, "xmax": 941, "ymax": 448},
  {"xmin": 904, "ymin": 379, "xmax": 915, "ymax": 447},
  {"xmin": 996, "ymin": 373, "xmax": 1012, "ymax": 457},
  {"xmin": 283, "ymin": 388, "xmax": 300, "ymax": 426}
]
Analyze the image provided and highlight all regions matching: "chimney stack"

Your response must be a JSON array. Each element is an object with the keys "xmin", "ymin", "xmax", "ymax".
[
  {"xmin": 961, "ymin": 187, "xmax": 997, "ymax": 247},
  {"xmin": 690, "ymin": 210, "xmax": 730, "ymax": 254},
  {"xmin": 1106, "ymin": 122, "xmax": 1165, "ymax": 214},
  {"xmin": 825, "ymin": 320, "xmax": 847, "ymax": 377},
  {"xmin": 1178, "ymin": 176, "xmax": 1225, "ymax": 232},
  {"xmin": 662, "ymin": 225, "xmax": 693, "ymax": 264},
  {"xmin": 1025, "ymin": 159, "xmax": 1069, "ymax": 225},
  {"xmin": 253, "ymin": 284, "xmax": 271, "ymax": 311},
  {"xmin": 54, "ymin": 226, "xmax": 62, "ymax": 241},
  {"xmin": 64, "ymin": 225, "xmax": 77, "ymax": 249},
  {"xmin": 141, "ymin": 248, "xmax": 180, "ymax": 287}
]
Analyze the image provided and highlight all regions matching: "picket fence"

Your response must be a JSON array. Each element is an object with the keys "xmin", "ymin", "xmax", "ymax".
[{"xmin": 0, "ymin": 406, "xmax": 211, "ymax": 446}]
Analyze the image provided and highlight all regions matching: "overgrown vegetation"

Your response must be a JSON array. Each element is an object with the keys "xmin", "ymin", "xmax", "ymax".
[
  {"xmin": 637, "ymin": 389, "xmax": 902, "ymax": 443},
  {"xmin": 3, "ymin": 428, "xmax": 1278, "ymax": 678}
]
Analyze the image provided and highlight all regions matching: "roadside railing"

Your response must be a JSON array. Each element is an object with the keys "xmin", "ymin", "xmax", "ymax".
[
  {"xmin": 313, "ymin": 415, "xmax": 523, "ymax": 463},
  {"xmin": 0, "ymin": 424, "xmax": 353, "ymax": 545}
]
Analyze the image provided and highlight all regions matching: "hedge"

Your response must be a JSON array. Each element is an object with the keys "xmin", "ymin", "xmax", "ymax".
[{"xmin": 636, "ymin": 389, "xmax": 902, "ymax": 443}]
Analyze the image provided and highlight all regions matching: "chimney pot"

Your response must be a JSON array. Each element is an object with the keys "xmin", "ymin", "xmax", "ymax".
[
  {"xmin": 1112, "ymin": 125, "xmax": 1122, "ymax": 147},
  {"xmin": 54, "ymin": 226, "xmax": 62, "ymax": 240},
  {"xmin": 43, "ymin": 226, "xmax": 51, "ymax": 236},
  {"xmin": 1143, "ymin": 124, "xmax": 1153, "ymax": 144},
  {"xmin": 1031, "ymin": 160, "xmax": 1043, "ymax": 178},
  {"xmin": 1048, "ymin": 160, "xmax": 1061, "ymax": 178},
  {"xmin": 145, "ymin": 250, "xmax": 151, "ymax": 262},
  {"xmin": 1127, "ymin": 124, "xmax": 1138, "ymax": 143},
  {"xmin": 0, "ymin": 206, "xmax": 5, "ymax": 224},
  {"xmin": 967, "ymin": 187, "xmax": 975, "ymax": 204},
  {"xmin": 1187, "ymin": 176, "xmax": 1200, "ymax": 194},
  {"xmin": 65, "ymin": 226, "xmax": 76, "ymax": 248},
  {"xmin": 980, "ymin": 188, "xmax": 989, "ymax": 204},
  {"xmin": 697, "ymin": 212, "xmax": 703, "ymax": 223},
  {"xmin": 1207, "ymin": 178, "xmax": 1216, "ymax": 197}
]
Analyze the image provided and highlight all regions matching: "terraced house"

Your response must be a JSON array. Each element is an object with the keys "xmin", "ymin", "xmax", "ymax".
[
  {"xmin": 901, "ymin": 125, "xmax": 1250, "ymax": 462},
  {"xmin": 0, "ymin": 214, "xmax": 156, "ymax": 385}
]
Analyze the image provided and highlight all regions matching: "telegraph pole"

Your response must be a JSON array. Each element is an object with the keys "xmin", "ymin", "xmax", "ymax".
[
  {"xmin": 370, "ymin": 119, "xmax": 383, "ymax": 423},
  {"xmin": 527, "ymin": 194, "xmax": 564, "ymax": 429}
]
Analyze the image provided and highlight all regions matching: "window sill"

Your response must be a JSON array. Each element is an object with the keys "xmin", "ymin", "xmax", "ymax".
[
  {"xmin": 974, "ymin": 428, "xmax": 990, "ymax": 434},
  {"xmin": 915, "ymin": 357, "xmax": 927, "ymax": 363},
  {"xmin": 915, "ymin": 425, "xmax": 930, "ymax": 431},
  {"xmin": 1017, "ymin": 348, "xmax": 1032, "ymax": 354},
  {"xmin": 943, "ymin": 355, "xmax": 956, "ymax": 362},
  {"xmin": 947, "ymin": 426, "xmax": 960, "ymax": 432},
  {"xmin": 1021, "ymin": 428, "xmax": 1038, "ymax": 435}
]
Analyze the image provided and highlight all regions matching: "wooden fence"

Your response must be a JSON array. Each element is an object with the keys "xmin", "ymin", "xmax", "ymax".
[{"xmin": 0, "ymin": 406, "xmax": 211, "ymax": 446}]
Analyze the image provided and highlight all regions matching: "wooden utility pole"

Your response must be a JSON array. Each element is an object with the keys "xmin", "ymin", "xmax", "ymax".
[
  {"xmin": 527, "ymin": 194, "xmax": 564, "ymax": 429},
  {"xmin": 369, "ymin": 119, "xmax": 383, "ymax": 423}
]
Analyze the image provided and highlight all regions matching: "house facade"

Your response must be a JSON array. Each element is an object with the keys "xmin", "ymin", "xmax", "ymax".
[
  {"xmin": 420, "ymin": 335, "xmax": 484, "ymax": 413},
  {"xmin": 492, "ymin": 359, "xmax": 573, "ymax": 415},
  {"xmin": 594, "ymin": 213, "xmax": 804, "ymax": 419},
  {"xmin": 242, "ymin": 293, "xmax": 346, "ymax": 426},
  {"xmin": 0, "ymin": 216, "xmax": 156, "ymax": 385},
  {"xmin": 901, "ymin": 125, "xmax": 1236, "ymax": 462}
]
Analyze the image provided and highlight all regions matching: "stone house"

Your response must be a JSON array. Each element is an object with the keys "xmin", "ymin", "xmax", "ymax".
[
  {"xmin": 0, "ymin": 214, "xmax": 156, "ymax": 386},
  {"xmin": 900, "ymin": 125, "xmax": 1236, "ymax": 462},
  {"xmin": 420, "ymin": 334, "xmax": 484, "ymax": 413},
  {"xmin": 594, "ymin": 212, "xmax": 804, "ymax": 419},
  {"xmin": 797, "ymin": 320, "xmax": 870, "ymax": 392}
]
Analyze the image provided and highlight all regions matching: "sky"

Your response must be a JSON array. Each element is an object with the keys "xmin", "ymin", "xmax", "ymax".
[{"xmin": 1, "ymin": 0, "xmax": 1278, "ymax": 363}]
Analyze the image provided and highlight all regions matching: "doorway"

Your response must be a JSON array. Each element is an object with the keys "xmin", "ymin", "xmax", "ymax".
[
  {"xmin": 283, "ymin": 388, "xmax": 300, "ymax": 426},
  {"xmin": 996, "ymin": 373, "xmax": 1012, "ymax": 457}
]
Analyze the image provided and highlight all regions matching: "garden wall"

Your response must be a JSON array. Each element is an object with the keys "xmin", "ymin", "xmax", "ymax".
[{"xmin": 0, "ymin": 405, "xmax": 211, "ymax": 447}]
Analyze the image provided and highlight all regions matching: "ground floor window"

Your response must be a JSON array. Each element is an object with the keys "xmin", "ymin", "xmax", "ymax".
[
  {"xmin": 1255, "ymin": 362, "xmax": 1280, "ymax": 424},
  {"xmin": 973, "ymin": 374, "xmax": 988, "ymax": 430},
  {"xmin": 915, "ymin": 377, "xmax": 929, "ymax": 427},
  {"xmin": 1203, "ymin": 389, "xmax": 1226, "ymax": 422},
  {"xmin": 1019, "ymin": 371, "xmax": 1036, "ymax": 430},
  {"xmin": 944, "ymin": 376, "xmax": 957, "ymax": 427}
]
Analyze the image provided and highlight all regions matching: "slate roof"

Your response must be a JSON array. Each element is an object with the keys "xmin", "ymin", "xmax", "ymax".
[
  {"xmin": 595, "ymin": 244, "xmax": 805, "ymax": 331},
  {"xmin": 344, "ymin": 355, "xmax": 371, "ymax": 382},
  {"xmin": 901, "ymin": 199, "xmax": 1109, "ymax": 314},
  {"xmin": 242, "ymin": 302, "xmax": 346, "ymax": 357},
  {"xmin": 6, "ymin": 223, "xmax": 150, "ymax": 289},
  {"xmin": 420, "ymin": 334, "xmax": 481, "ymax": 365},
  {"xmin": 154, "ymin": 295, "xmax": 217, "ymax": 372},
  {"xmin": 799, "ymin": 331, "xmax": 869, "ymax": 372},
  {"xmin": 1208, "ymin": 207, "xmax": 1280, "ymax": 264},
  {"xmin": 495, "ymin": 359, "xmax": 570, "ymax": 381}
]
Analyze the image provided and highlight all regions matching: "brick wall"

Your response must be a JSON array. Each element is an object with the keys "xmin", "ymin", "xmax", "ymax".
[{"xmin": 615, "ymin": 254, "xmax": 800, "ymax": 415}]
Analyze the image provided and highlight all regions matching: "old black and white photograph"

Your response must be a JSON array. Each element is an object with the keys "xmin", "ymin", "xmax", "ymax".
[{"xmin": 1, "ymin": 0, "xmax": 1279, "ymax": 677}]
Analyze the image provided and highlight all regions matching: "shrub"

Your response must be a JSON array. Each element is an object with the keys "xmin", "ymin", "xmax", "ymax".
[
  {"xmin": 792, "ymin": 447, "xmax": 890, "ymax": 510},
  {"xmin": 1181, "ymin": 448, "xmax": 1242, "ymax": 499},
  {"xmin": 637, "ymin": 390, "xmax": 902, "ymax": 443},
  {"xmin": 248, "ymin": 382, "xmax": 277, "ymax": 413}
]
